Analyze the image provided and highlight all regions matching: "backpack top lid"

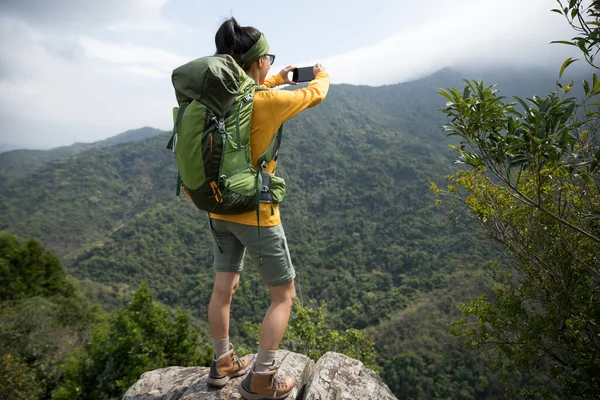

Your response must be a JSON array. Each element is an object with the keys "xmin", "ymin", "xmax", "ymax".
[{"xmin": 172, "ymin": 54, "xmax": 243, "ymax": 119}]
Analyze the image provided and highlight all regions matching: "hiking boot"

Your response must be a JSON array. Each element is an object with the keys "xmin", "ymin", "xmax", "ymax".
[
  {"xmin": 238, "ymin": 360, "xmax": 294, "ymax": 400},
  {"xmin": 207, "ymin": 344, "xmax": 251, "ymax": 387}
]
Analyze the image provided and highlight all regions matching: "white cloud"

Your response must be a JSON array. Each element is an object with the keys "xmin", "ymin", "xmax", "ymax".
[
  {"xmin": 306, "ymin": 0, "xmax": 577, "ymax": 85},
  {"xmin": 105, "ymin": 0, "xmax": 172, "ymax": 33},
  {"xmin": 0, "ymin": 0, "xmax": 170, "ymax": 31},
  {"xmin": 79, "ymin": 37, "xmax": 187, "ymax": 77},
  {"xmin": 123, "ymin": 66, "xmax": 166, "ymax": 79},
  {"xmin": 0, "ymin": 18, "xmax": 176, "ymax": 147},
  {"xmin": 107, "ymin": 19, "xmax": 172, "ymax": 33}
]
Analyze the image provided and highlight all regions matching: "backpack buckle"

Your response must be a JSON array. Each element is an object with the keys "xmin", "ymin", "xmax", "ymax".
[
  {"xmin": 218, "ymin": 175, "xmax": 227, "ymax": 188},
  {"xmin": 217, "ymin": 119, "xmax": 226, "ymax": 133},
  {"xmin": 260, "ymin": 161, "xmax": 267, "ymax": 170}
]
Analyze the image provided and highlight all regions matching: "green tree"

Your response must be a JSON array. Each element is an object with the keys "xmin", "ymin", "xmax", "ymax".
[
  {"xmin": 53, "ymin": 283, "xmax": 209, "ymax": 400},
  {"xmin": 0, "ymin": 232, "xmax": 75, "ymax": 300},
  {"xmin": 435, "ymin": 3, "xmax": 600, "ymax": 397},
  {"xmin": 0, "ymin": 354, "xmax": 44, "ymax": 400},
  {"xmin": 0, "ymin": 233, "xmax": 101, "ymax": 400}
]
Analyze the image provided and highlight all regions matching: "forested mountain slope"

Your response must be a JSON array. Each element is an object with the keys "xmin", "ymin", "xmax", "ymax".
[{"xmin": 0, "ymin": 66, "xmax": 581, "ymax": 398}]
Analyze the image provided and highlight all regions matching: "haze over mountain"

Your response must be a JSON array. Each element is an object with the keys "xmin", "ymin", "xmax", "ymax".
[{"xmin": 0, "ymin": 144, "xmax": 23, "ymax": 153}]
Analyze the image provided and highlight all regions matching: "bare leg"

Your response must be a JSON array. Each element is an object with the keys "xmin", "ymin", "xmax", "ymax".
[
  {"xmin": 259, "ymin": 280, "xmax": 296, "ymax": 350},
  {"xmin": 208, "ymin": 271, "xmax": 240, "ymax": 340}
]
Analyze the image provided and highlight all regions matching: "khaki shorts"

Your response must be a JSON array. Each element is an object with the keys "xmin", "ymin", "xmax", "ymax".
[{"xmin": 209, "ymin": 219, "xmax": 295, "ymax": 287}]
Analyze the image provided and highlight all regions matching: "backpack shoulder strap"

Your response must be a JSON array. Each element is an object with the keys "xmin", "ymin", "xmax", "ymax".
[
  {"xmin": 257, "ymin": 124, "xmax": 283, "ymax": 170},
  {"xmin": 233, "ymin": 85, "xmax": 257, "ymax": 151},
  {"xmin": 167, "ymin": 102, "xmax": 190, "ymax": 196},
  {"xmin": 166, "ymin": 102, "xmax": 189, "ymax": 152}
]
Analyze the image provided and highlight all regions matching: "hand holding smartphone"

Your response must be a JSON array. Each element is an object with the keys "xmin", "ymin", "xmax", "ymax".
[
  {"xmin": 281, "ymin": 63, "xmax": 325, "ymax": 84},
  {"xmin": 292, "ymin": 67, "xmax": 315, "ymax": 83}
]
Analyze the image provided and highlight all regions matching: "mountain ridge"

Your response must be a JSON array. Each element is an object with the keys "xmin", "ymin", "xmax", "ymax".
[{"xmin": 0, "ymin": 127, "xmax": 166, "ymax": 186}]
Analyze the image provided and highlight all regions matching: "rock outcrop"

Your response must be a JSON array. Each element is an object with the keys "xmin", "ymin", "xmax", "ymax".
[
  {"xmin": 123, "ymin": 351, "xmax": 397, "ymax": 400},
  {"xmin": 302, "ymin": 352, "xmax": 397, "ymax": 399}
]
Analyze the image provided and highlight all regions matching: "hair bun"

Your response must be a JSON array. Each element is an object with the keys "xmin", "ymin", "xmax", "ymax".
[
  {"xmin": 231, "ymin": 17, "xmax": 242, "ymax": 32},
  {"xmin": 214, "ymin": 17, "xmax": 262, "ymax": 68}
]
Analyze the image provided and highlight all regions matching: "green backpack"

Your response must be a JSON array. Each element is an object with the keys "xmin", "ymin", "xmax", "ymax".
[{"xmin": 167, "ymin": 55, "xmax": 285, "ymax": 217}]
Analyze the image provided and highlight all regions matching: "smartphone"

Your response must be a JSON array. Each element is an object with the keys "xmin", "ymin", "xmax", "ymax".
[{"xmin": 292, "ymin": 67, "xmax": 315, "ymax": 83}]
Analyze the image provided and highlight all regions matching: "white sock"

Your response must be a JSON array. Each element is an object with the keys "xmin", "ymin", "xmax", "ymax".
[
  {"xmin": 254, "ymin": 346, "xmax": 277, "ymax": 374},
  {"xmin": 212, "ymin": 337, "xmax": 230, "ymax": 359}
]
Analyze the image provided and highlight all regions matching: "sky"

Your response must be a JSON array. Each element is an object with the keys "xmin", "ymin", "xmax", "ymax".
[{"xmin": 0, "ymin": 0, "xmax": 580, "ymax": 149}]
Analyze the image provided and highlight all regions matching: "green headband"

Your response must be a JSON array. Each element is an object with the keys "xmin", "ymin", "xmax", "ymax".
[{"xmin": 241, "ymin": 33, "xmax": 270, "ymax": 69}]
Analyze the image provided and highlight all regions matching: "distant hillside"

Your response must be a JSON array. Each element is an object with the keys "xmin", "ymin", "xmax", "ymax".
[
  {"xmin": 0, "ymin": 127, "xmax": 165, "ymax": 186},
  {"xmin": 97, "ymin": 127, "xmax": 167, "ymax": 146},
  {"xmin": 0, "ymin": 144, "xmax": 23, "ymax": 153}
]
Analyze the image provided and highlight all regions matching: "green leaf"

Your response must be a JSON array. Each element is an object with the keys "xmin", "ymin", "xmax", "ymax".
[
  {"xmin": 462, "ymin": 85, "xmax": 472, "ymax": 100},
  {"xmin": 449, "ymin": 88, "xmax": 462, "ymax": 101},
  {"xmin": 592, "ymin": 151, "xmax": 600, "ymax": 172},
  {"xmin": 550, "ymin": 40, "xmax": 577, "ymax": 46},
  {"xmin": 513, "ymin": 96, "xmax": 530, "ymax": 113},
  {"xmin": 437, "ymin": 89, "xmax": 453, "ymax": 103},
  {"xmin": 565, "ymin": 81, "xmax": 574, "ymax": 93},
  {"xmin": 559, "ymin": 57, "xmax": 578, "ymax": 79},
  {"xmin": 571, "ymin": 8, "xmax": 579, "ymax": 18},
  {"xmin": 584, "ymin": 212, "xmax": 600, "ymax": 220},
  {"xmin": 583, "ymin": 79, "xmax": 590, "ymax": 95}
]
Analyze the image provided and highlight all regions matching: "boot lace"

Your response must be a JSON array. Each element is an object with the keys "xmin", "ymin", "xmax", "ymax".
[
  {"xmin": 231, "ymin": 353, "xmax": 243, "ymax": 369},
  {"xmin": 268, "ymin": 361, "xmax": 289, "ymax": 394},
  {"xmin": 272, "ymin": 374, "xmax": 288, "ymax": 389}
]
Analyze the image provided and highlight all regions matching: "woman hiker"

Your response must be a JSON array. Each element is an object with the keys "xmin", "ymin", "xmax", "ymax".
[{"xmin": 205, "ymin": 17, "xmax": 330, "ymax": 400}]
